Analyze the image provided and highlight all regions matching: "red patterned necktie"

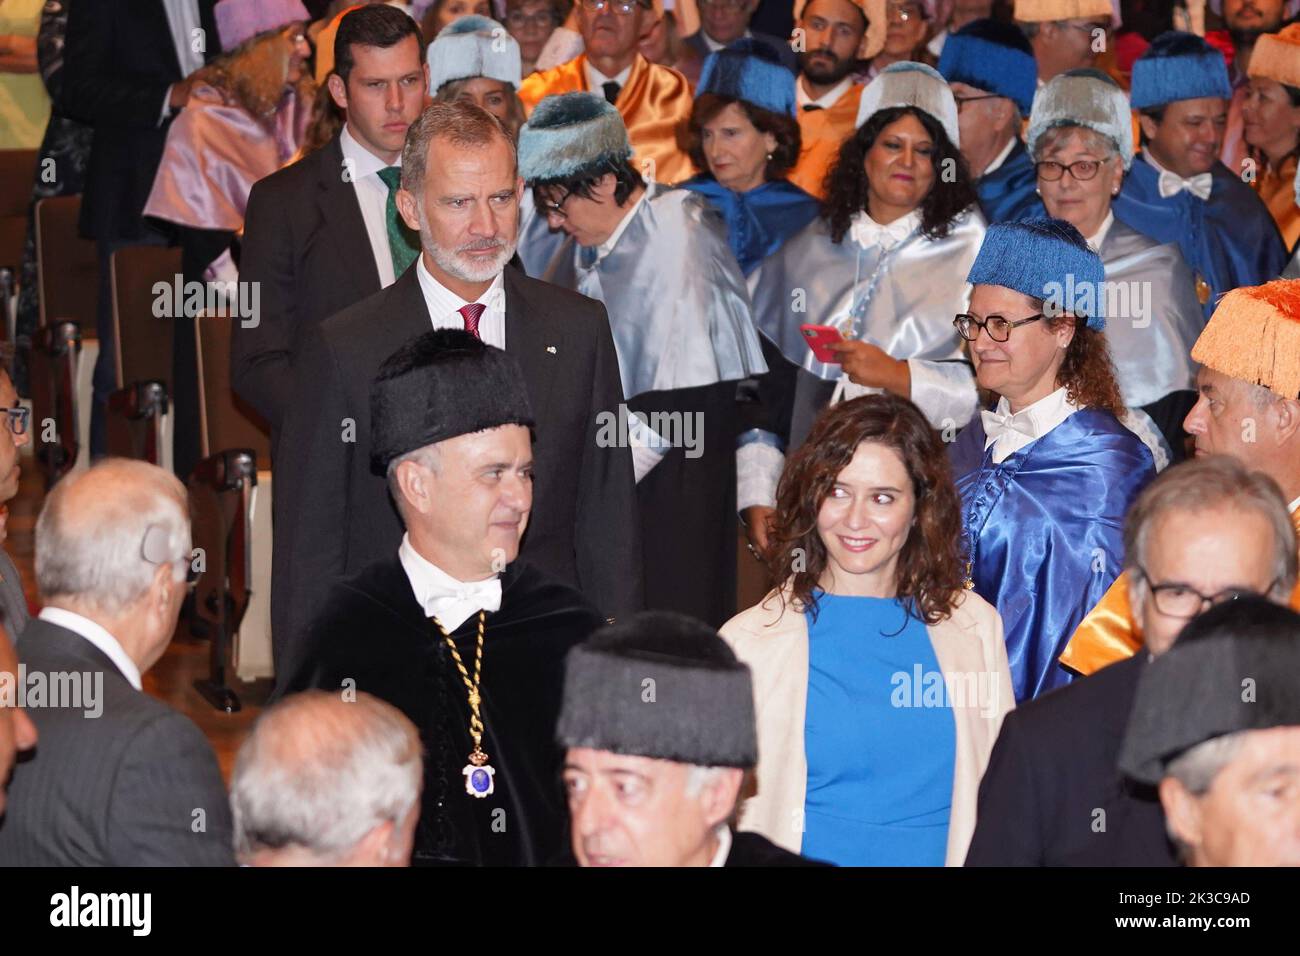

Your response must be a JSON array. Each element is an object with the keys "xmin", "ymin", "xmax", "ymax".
[{"xmin": 459, "ymin": 302, "xmax": 485, "ymax": 340}]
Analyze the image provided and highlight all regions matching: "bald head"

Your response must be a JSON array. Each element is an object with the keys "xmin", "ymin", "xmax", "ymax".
[
  {"xmin": 36, "ymin": 459, "xmax": 190, "ymax": 615},
  {"xmin": 231, "ymin": 691, "xmax": 423, "ymax": 866}
]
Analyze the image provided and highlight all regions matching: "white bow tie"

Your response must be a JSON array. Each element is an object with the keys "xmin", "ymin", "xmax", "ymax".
[
  {"xmin": 849, "ymin": 213, "xmax": 913, "ymax": 251},
  {"xmin": 981, "ymin": 407, "xmax": 1038, "ymax": 447},
  {"xmin": 422, "ymin": 577, "xmax": 502, "ymax": 631},
  {"xmin": 1157, "ymin": 169, "xmax": 1212, "ymax": 201}
]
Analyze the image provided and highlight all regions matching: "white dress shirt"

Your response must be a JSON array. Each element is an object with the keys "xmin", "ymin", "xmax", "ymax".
[
  {"xmin": 341, "ymin": 124, "xmax": 401, "ymax": 288},
  {"xmin": 982, "ymin": 385, "xmax": 1080, "ymax": 464},
  {"xmin": 1289, "ymin": 495, "xmax": 1300, "ymax": 516},
  {"xmin": 414, "ymin": 258, "xmax": 507, "ymax": 347},
  {"xmin": 398, "ymin": 534, "xmax": 502, "ymax": 632},
  {"xmin": 38, "ymin": 607, "xmax": 143, "ymax": 691},
  {"xmin": 1142, "ymin": 149, "xmax": 1213, "ymax": 201},
  {"xmin": 709, "ymin": 824, "xmax": 732, "ymax": 867},
  {"xmin": 585, "ymin": 61, "xmax": 632, "ymax": 95},
  {"xmin": 981, "ymin": 135, "xmax": 1019, "ymax": 178},
  {"xmin": 796, "ymin": 75, "xmax": 853, "ymax": 111},
  {"xmin": 703, "ymin": 30, "xmax": 752, "ymax": 52},
  {"xmin": 1083, "ymin": 211, "xmax": 1115, "ymax": 253},
  {"xmin": 594, "ymin": 188, "xmax": 649, "ymax": 262},
  {"xmin": 160, "ymin": 0, "xmax": 205, "ymax": 125}
]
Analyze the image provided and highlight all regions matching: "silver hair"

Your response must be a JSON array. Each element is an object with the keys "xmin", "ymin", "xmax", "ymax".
[
  {"xmin": 685, "ymin": 764, "xmax": 729, "ymax": 798},
  {"xmin": 1033, "ymin": 123, "xmax": 1120, "ymax": 162},
  {"xmin": 1124, "ymin": 456, "xmax": 1299, "ymax": 598},
  {"xmin": 35, "ymin": 459, "xmax": 190, "ymax": 615},
  {"xmin": 231, "ymin": 690, "xmax": 423, "ymax": 862},
  {"xmin": 400, "ymin": 100, "xmax": 516, "ymax": 197},
  {"xmin": 386, "ymin": 443, "xmax": 441, "ymax": 518},
  {"xmin": 1163, "ymin": 731, "xmax": 1245, "ymax": 861}
]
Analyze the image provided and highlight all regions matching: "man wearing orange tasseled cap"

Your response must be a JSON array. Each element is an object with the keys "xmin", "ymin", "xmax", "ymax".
[{"xmin": 1060, "ymin": 278, "xmax": 1300, "ymax": 677}]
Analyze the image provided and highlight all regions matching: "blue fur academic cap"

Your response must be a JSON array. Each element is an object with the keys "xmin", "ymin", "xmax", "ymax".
[
  {"xmin": 966, "ymin": 218, "xmax": 1107, "ymax": 329},
  {"xmin": 696, "ymin": 39, "xmax": 797, "ymax": 118},
  {"xmin": 936, "ymin": 19, "xmax": 1038, "ymax": 117},
  {"xmin": 1129, "ymin": 31, "xmax": 1232, "ymax": 111},
  {"xmin": 517, "ymin": 92, "xmax": 632, "ymax": 184}
]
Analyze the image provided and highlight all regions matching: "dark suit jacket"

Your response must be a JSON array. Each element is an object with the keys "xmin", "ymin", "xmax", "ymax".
[
  {"xmin": 683, "ymin": 30, "xmax": 798, "ymax": 72},
  {"xmin": 61, "ymin": 0, "xmax": 220, "ymax": 241},
  {"xmin": 0, "ymin": 550, "xmax": 30, "ymax": 638},
  {"xmin": 271, "ymin": 265, "xmax": 642, "ymax": 684},
  {"xmin": 233, "ymin": 135, "xmax": 383, "ymax": 435},
  {"xmin": 965, "ymin": 654, "xmax": 1179, "ymax": 866},
  {"xmin": 0, "ymin": 619, "xmax": 235, "ymax": 866}
]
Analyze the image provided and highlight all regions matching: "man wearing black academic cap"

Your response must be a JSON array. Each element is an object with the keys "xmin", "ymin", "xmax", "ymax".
[
  {"xmin": 283, "ymin": 329, "xmax": 605, "ymax": 867},
  {"xmin": 556, "ymin": 611, "xmax": 827, "ymax": 867},
  {"xmin": 1119, "ymin": 598, "xmax": 1300, "ymax": 867}
]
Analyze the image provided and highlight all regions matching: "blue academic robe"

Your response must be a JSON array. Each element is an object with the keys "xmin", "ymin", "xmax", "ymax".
[
  {"xmin": 976, "ymin": 140, "xmax": 1044, "ymax": 225},
  {"xmin": 678, "ymin": 176, "xmax": 821, "ymax": 276},
  {"xmin": 950, "ymin": 409, "xmax": 1155, "ymax": 703},
  {"xmin": 1112, "ymin": 157, "xmax": 1288, "ymax": 320}
]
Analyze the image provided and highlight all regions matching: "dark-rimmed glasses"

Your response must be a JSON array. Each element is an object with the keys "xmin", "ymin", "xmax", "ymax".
[
  {"xmin": 581, "ymin": 0, "xmax": 653, "ymax": 15},
  {"xmin": 1035, "ymin": 159, "xmax": 1105, "ymax": 182},
  {"xmin": 539, "ymin": 186, "xmax": 573, "ymax": 220},
  {"xmin": 1135, "ymin": 567, "xmax": 1278, "ymax": 619},
  {"xmin": 953, "ymin": 312, "xmax": 1045, "ymax": 342},
  {"xmin": 2, "ymin": 405, "xmax": 29, "ymax": 437}
]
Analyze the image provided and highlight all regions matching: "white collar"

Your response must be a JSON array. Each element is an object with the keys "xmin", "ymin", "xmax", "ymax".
[
  {"xmin": 1084, "ymin": 211, "xmax": 1115, "ymax": 252},
  {"xmin": 982, "ymin": 135, "xmax": 1019, "ymax": 177},
  {"xmin": 797, "ymin": 75, "xmax": 853, "ymax": 111},
  {"xmin": 982, "ymin": 386, "xmax": 1081, "ymax": 464},
  {"xmin": 38, "ymin": 607, "xmax": 143, "ymax": 691},
  {"xmin": 1141, "ymin": 148, "xmax": 1171, "ymax": 177},
  {"xmin": 397, "ymin": 534, "xmax": 502, "ymax": 632},
  {"xmin": 585, "ymin": 59, "xmax": 633, "ymax": 91},
  {"xmin": 340, "ymin": 123, "xmax": 399, "ymax": 179},
  {"xmin": 703, "ymin": 30, "xmax": 751, "ymax": 52},
  {"xmin": 847, "ymin": 207, "xmax": 921, "ymax": 250},
  {"xmin": 593, "ymin": 187, "xmax": 648, "ymax": 259},
  {"xmin": 708, "ymin": 824, "xmax": 732, "ymax": 867},
  {"xmin": 415, "ymin": 256, "xmax": 505, "ymax": 318},
  {"xmin": 1288, "ymin": 495, "xmax": 1300, "ymax": 515}
]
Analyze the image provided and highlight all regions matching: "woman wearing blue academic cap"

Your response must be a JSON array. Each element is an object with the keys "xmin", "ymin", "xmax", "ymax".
[
  {"xmin": 680, "ymin": 40, "xmax": 821, "ymax": 280},
  {"xmin": 948, "ymin": 218, "xmax": 1155, "ymax": 704}
]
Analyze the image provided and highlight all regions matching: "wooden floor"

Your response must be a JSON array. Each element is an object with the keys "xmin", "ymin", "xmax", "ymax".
[{"xmin": 8, "ymin": 448, "xmax": 770, "ymax": 785}]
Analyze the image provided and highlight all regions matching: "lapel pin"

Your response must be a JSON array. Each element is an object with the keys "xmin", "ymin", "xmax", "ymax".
[{"xmin": 546, "ymin": 346, "xmax": 557, "ymax": 354}]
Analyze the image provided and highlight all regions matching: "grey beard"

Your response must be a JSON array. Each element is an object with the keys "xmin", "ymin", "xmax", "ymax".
[{"xmin": 418, "ymin": 210, "xmax": 517, "ymax": 283}]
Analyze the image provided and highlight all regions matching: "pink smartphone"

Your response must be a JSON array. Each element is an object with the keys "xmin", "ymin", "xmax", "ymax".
[{"xmin": 800, "ymin": 323, "xmax": 844, "ymax": 363}]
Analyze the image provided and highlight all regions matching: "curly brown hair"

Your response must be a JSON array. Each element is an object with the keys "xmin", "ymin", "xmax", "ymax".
[
  {"xmin": 1049, "ymin": 316, "xmax": 1126, "ymax": 419},
  {"xmin": 822, "ymin": 105, "xmax": 978, "ymax": 244},
  {"xmin": 765, "ymin": 394, "xmax": 968, "ymax": 625},
  {"xmin": 685, "ymin": 93, "xmax": 802, "ymax": 183}
]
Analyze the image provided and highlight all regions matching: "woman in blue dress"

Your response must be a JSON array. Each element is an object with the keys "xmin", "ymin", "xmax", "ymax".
[
  {"xmin": 721, "ymin": 393, "xmax": 1013, "ymax": 867},
  {"xmin": 948, "ymin": 218, "xmax": 1156, "ymax": 704},
  {"xmin": 679, "ymin": 39, "xmax": 820, "ymax": 280}
]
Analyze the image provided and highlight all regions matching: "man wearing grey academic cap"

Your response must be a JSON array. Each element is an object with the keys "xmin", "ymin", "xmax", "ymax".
[
  {"xmin": 556, "ymin": 611, "xmax": 828, "ymax": 866},
  {"xmin": 1119, "ymin": 597, "xmax": 1300, "ymax": 867}
]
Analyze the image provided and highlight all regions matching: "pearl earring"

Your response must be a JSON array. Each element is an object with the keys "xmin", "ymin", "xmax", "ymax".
[{"xmin": 766, "ymin": 152, "xmax": 773, "ymax": 161}]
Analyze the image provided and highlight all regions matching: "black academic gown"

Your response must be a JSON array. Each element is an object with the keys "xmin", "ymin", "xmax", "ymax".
[{"xmin": 283, "ymin": 556, "xmax": 605, "ymax": 866}]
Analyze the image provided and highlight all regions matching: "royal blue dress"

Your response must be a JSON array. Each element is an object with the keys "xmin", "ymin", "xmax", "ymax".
[
  {"xmin": 678, "ymin": 176, "xmax": 820, "ymax": 276},
  {"xmin": 802, "ymin": 593, "xmax": 956, "ymax": 867}
]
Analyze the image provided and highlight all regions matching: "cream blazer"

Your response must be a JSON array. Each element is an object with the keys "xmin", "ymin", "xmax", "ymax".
[{"xmin": 720, "ymin": 587, "xmax": 1014, "ymax": 866}]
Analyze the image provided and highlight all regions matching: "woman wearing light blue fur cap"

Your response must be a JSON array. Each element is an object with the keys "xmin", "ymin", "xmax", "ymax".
[
  {"xmin": 740, "ymin": 61, "xmax": 985, "ymax": 554},
  {"xmin": 1028, "ymin": 67, "xmax": 1204, "ymax": 463},
  {"xmin": 948, "ymin": 218, "xmax": 1155, "ymax": 704},
  {"xmin": 428, "ymin": 15, "xmax": 525, "ymax": 136}
]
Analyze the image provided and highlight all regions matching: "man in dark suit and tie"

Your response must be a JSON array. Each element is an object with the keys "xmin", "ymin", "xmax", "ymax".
[
  {"xmin": 0, "ymin": 459, "xmax": 234, "ymax": 866},
  {"xmin": 61, "ymin": 0, "xmax": 222, "ymax": 455},
  {"xmin": 965, "ymin": 456, "xmax": 1298, "ymax": 866},
  {"xmin": 233, "ymin": 4, "xmax": 427, "ymax": 440},
  {"xmin": 683, "ymin": 0, "xmax": 797, "ymax": 72},
  {"xmin": 271, "ymin": 99, "xmax": 641, "ymax": 684}
]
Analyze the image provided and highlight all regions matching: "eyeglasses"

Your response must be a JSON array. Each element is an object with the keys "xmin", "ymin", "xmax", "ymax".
[
  {"xmin": 953, "ymin": 312, "xmax": 1045, "ymax": 342},
  {"xmin": 507, "ymin": 9, "xmax": 559, "ymax": 27},
  {"xmin": 1135, "ymin": 567, "xmax": 1277, "ymax": 620},
  {"xmin": 581, "ymin": 0, "xmax": 653, "ymax": 15},
  {"xmin": 954, "ymin": 92, "xmax": 1003, "ymax": 111},
  {"xmin": 539, "ymin": 186, "xmax": 573, "ymax": 220},
  {"xmin": 2, "ymin": 405, "xmax": 29, "ymax": 437},
  {"xmin": 1062, "ymin": 20, "xmax": 1111, "ymax": 38},
  {"xmin": 886, "ymin": 1, "xmax": 925, "ymax": 22},
  {"xmin": 1035, "ymin": 159, "xmax": 1106, "ymax": 182},
  {"xmin": 141, "ymin": 523, "xmax": 199, "ymax": 587}
]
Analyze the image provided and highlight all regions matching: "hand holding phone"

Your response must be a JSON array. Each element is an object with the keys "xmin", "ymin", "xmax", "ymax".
[{"xmin": 800, "ymin": 324, "xmax": 845, "ymax": 363}]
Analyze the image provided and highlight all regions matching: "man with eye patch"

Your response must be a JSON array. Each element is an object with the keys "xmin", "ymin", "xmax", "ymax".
[{"xmin": 967, "ymin": 454, "xmax": 1298, "ymax": 866}]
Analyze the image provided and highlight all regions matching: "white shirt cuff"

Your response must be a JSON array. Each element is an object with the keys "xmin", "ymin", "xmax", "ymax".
[
  {"xmin": 736, "ymin": 436, "xmax": 785, "ymax": 511},
  {"xmin": 906, "ymin": 359, "xmax": 979, "ymax": 431}
]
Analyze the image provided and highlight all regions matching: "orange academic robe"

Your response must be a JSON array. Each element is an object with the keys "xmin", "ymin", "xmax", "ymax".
[
  {"xmin": 1059, "ymin": 505, "xmax": 1300, "ymax": 675},
  {"xmin": 518, "ymin": 53, "xmax": 696, "ymax": 186},
  {"xmin": 787, "ymin": 84, "xmax": 863, "ymax": 200},
  {"xmin": 1254, "ymin": 155, "xmax": 1300, "ymax": 253}
]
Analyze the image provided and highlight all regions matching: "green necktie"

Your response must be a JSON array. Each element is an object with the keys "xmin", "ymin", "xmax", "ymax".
[{"xmin": 376, "ymin": 166, "xmax": 420, "ymax": 278}]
